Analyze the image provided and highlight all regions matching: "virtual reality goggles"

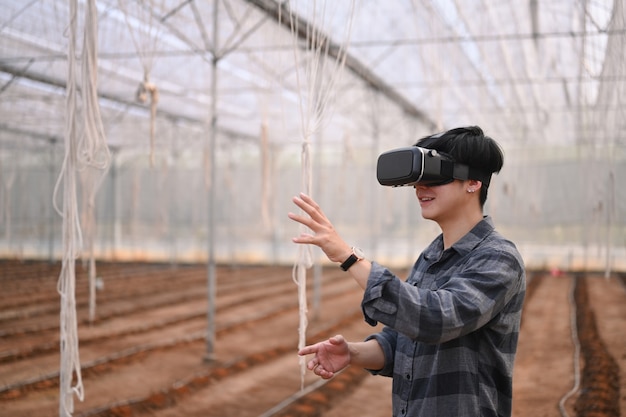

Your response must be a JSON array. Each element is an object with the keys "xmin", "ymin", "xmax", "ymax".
[{"xmin": 376, "ymin": 146, "xmax": 492, "ymax": 187}]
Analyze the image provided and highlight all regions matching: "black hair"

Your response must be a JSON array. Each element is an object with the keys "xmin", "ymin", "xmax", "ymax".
[{"xmin": 415, "ymin": 126, "xmax": 504, "ymax": 207}]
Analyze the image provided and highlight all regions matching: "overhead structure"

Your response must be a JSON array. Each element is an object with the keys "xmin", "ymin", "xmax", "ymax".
[{"xmin": 0, "ymin": 0, "xmax": 625, "ymax": 273}]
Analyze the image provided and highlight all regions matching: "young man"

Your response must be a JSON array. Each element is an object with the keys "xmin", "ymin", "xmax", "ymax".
[{"xmin": 288, "ymin": 126, "xmax": 526, "ymax": 417}]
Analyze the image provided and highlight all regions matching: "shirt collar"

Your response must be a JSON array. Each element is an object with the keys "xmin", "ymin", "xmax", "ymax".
[
  {"xmin": 423, "ymin": 216, "xmax": 495, "ymax": 260},
  {"xmin": 449, "ymin": 215, "xmax": 495, "ymax": 256}
]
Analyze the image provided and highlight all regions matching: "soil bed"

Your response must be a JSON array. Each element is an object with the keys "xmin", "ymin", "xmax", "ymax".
[{"xmin": 0, "ymin": 260, "xmax": 623, "ymax": 416}]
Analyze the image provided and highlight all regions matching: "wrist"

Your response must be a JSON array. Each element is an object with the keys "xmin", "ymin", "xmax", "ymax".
[{"xmin": 339, "ymin": 247, "xmax": 365, "ymax": 271}]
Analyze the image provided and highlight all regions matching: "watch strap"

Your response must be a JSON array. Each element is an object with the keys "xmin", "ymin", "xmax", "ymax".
[
  {"xmin": 339, "ymin": 247, "xmax": 364, "ymax": 271},
  {"xmin": 340, "ymin": 253, "xmax": 359, "ymax": 271}
]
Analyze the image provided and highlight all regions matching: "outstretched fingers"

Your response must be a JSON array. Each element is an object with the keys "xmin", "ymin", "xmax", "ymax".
[
  {"xmin": 289, "ymin": 194, "xmax": 349, "ymax": 262},
  {"xmin": 298, "ymin": 344, "xmax": 317, "ymax": 356},
  {"xmin": 288, "ymin": 194, "xmax": 330, "ymax": 244},
  {"xmin": 287, "ymin": 211, "xmax": 315, "ymax": 232},
  {"xmin": 291, "ymin": 193, "xmax": 327, "ymax": 224}
]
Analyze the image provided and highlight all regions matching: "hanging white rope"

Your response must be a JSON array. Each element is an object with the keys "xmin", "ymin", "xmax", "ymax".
[
  {"xmin": 79, "ymin": 165, "xmax": 109, "ymax": 325},
  {"xmin": 54, "ymin": 1, "xmax": 84, "ymax": 414},
  {"xmin": 80, "ymin": 0, "xmax": 111, "ymax": 325},
  {"xmin": 286, "ymin": 0, "xmax": 356, "ymax": 389},
  {"xmin": 53, "ymin": 0, "xmax": 111, "ymax": 414},
  {"xmin": 291, "ymin": 136, "xmax": 314, "ymax": 389},
  {"xmin": 118, "ymin": 0, "xmax": 162, "ymax": 167}
]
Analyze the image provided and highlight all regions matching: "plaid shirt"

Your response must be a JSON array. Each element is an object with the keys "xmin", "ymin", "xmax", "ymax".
[{"xmin": 362, "ymin": 216, "xmax": 525, "ymax": 417}]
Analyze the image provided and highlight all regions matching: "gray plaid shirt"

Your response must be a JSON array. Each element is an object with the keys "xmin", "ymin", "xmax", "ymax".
[{"xmin": 362, "ymin": 216, "xmax": 525, "ymax": 417}]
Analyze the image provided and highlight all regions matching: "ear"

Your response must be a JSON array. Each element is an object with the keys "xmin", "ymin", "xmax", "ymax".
[{"xmin": 466, "ymin": 179, "xmax": 482, "ymax": 194}]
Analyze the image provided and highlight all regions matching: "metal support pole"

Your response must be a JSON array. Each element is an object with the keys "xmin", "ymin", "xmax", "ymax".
[{"xmin": 205, "ymin": 0, "xmax": 219, "ymax": 362}]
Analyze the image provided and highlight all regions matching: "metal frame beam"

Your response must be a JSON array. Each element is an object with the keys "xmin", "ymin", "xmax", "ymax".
[{"xmin": 243, "ymin": 0, "xmax": 437, "ymax": 129}]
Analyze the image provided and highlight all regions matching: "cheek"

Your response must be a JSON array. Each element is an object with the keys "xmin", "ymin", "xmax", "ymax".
[{"xmin": 439, "ymin": 189, "xmax": 467, "ymax": 208}]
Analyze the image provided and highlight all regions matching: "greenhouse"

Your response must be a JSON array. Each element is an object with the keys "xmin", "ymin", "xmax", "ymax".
[{"xmin": 0, "ymin": 1, "xmax": 624, "ymax": 416}]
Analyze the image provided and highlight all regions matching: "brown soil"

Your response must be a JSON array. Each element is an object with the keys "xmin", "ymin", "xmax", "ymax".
[{"xmin": 0, "ymin": 260, "xmax": 624, "ymax": 416}]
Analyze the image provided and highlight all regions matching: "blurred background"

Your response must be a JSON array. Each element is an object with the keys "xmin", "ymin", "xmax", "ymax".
[{"xmin": 1, "ymin": 0, "xmax": 624, "ymax": 272}]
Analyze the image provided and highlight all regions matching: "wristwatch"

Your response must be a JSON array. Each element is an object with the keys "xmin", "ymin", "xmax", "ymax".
[{"xmin": 339, "ymin": 247, "xmax": 365, "ymax": 271}]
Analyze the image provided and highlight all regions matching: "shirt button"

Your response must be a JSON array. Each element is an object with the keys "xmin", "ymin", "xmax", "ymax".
[{"xmin": 406, "ymin": 374, "xmax": 411, "ymax": 380}]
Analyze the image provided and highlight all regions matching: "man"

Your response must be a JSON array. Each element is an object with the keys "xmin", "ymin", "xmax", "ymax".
[{"xmin": 288, "ymin": 126, "xmax": 525, "ymax": 417}]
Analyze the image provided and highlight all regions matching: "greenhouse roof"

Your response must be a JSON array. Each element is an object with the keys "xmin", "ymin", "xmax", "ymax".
[{"xmin": 1, "ymin": 0, "xmax": 624, "ymax": 155}]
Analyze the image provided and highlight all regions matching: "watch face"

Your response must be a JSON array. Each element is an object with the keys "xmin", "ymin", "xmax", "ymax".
[{"xmin": 353, "ymin": 247, "xmax": 365, "ymax": 259}]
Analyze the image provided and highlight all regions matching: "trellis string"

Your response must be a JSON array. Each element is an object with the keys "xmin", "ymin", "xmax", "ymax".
[
  {"xmin": 286, "ymin": 0, "xmax": 356, "ymax": 389},
  {"xmin": 55, "ymin": 1, "xmax": 84, "ymax": 415},
  {"xmin": 118, "ymin": 0, "xmax": 161, "ymax": 166},
  {"xmin": 54, "ymin": 0, "xmax": 111, "ymax": 414},
  {"xmin": 80, "ymin": 0, "xmax": 111, "ymax": 325}
]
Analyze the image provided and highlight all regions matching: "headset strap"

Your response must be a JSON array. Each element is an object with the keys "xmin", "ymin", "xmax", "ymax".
[{"xmin": 446, "ymin": 161, "xmax": 492, "ymax": 187}]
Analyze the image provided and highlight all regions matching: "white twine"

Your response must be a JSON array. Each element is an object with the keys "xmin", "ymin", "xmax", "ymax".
[
  {"xmin": 81, "ymin": 0, "xmax": 111, "ymax": 326},
  {"xmin": 118, "ymin": 0, "xmax": 161, "ymax": 167},
  {"xmin": 55, "ymin": 2, "xmax": 84, "ymax": 415},
  {"xmin": 136, "ymin": 73, "xmax": 159, "ymax": 166},
  {"xmin": 286, "ymin": 0, "xmax": 355, "ymax": 390},
  {"xmin": 292, "ymin": 245, "xmax": 313, "ymax": 390},
  {"xmin": 292, "ymin": 137, "xmax": 314, "ymax": 389},
  {"xmin": 54, "ymin": 0, "xmax": 111, "ymax": 415}
]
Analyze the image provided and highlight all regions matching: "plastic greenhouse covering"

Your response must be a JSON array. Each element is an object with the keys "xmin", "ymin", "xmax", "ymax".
[{"xmin": 1, "ymin": 0, "xmax": 625, "ymax": 273}]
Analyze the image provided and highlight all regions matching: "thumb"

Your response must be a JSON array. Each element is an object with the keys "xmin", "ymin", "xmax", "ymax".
[{"xmin": 329, "ymin": 334, "xmax": 345, "ymax": 346}]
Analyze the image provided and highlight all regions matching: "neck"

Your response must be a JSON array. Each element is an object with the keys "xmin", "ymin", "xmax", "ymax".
[{"xmin": 440, "ymin": 209, "xmax": 484, "ymax": 249}]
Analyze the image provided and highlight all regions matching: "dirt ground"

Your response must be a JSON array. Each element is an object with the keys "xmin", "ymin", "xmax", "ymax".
[{"xmin": 0, "ymin": 260, "xmax": 624, "ymax": 416}]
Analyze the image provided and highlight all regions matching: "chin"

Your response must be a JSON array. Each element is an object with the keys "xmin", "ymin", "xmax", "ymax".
[{"xmin": 419, "ymin": 209, "xmax": 436, "ymax": 221}]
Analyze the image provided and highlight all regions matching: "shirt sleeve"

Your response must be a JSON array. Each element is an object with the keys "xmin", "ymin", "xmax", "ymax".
[
  {"xmin": 362, "ymin": 249, "xmax": 524, "ymax": 344},
  {"xmin": 364, "ymin": 327, "xmax": 397, "ymax": 377}
]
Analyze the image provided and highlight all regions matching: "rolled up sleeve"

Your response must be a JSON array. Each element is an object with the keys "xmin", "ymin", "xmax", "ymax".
[
  {"xmin": 364, "ymin": 327, "xmax": 397, "ymax": 377},
  {"xmin": 361, "ymin": 249, "xmax": 524, "ymax": 344},
  {"xmin": 361, "ymin": 261, "xmax": 401, "ymax": 326}
]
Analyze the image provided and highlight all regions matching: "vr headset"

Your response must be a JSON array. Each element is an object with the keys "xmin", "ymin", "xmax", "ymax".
[{"xmin": 376, "ymin": 146, "xmax": 491, "ymax": 187}]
